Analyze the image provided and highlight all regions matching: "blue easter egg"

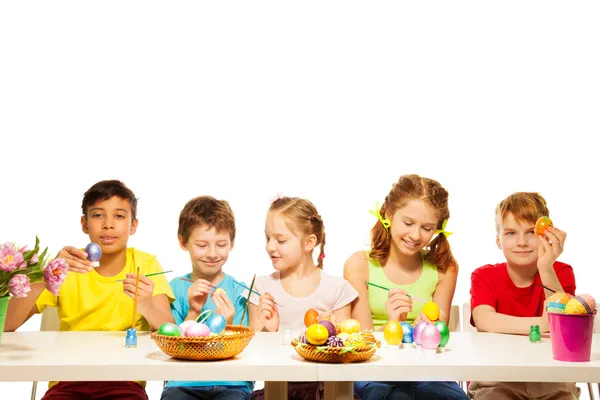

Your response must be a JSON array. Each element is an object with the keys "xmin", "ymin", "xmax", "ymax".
[
  {"xmin": 206, "ymin": 314, "xmax": 226, "ymax": 334},
  {"xmin": 400, "ymin": 321, "xmax": 414, "ymax": 343},
  {"xmin": 85, "ymin": 243, "xmax": 102, "ymax": 262}
]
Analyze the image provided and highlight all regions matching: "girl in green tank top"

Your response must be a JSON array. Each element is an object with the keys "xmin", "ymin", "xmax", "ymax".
[{"xmin": 344, "ymin": 174, "xmax": 467, "ymax": 400}]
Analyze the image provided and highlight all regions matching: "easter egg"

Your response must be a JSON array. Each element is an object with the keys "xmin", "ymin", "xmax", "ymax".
[
  {"xmin": 298, "ymin": 331, "xmax": 308, "ymax": 344},
  {"xmin": 400, "ymin": 322, "xmax": 414, "ymax": 343},
  {"xmin": 158, "ymin": 322, "xmax": 181, "ymax": 337},
  {"xmin": 337, "ymin": 332, "xmax": 350, "ymax": 343},
  {"xmin": 360, "ymin": 331, "xmax": 377, "ymax": 346},
  {"xmin": 318, "ymin": 320, "xmax": 337, "ymax": 338},
  {"xmin": 420, "ymin": 323, "xmax": 441, "ymax": 350},
  {"xmin": 304, "ymin": 309, "xmax": 319, "ymax": 328},
  {"xmin": 535, "ymin": 216, "xmax": 553, "ymax": 236},
  {"xmin": 206, "ymin": 314, "xmax": 227, "ymax": 335},
  {"xmin": 185, "ymin": 322, "xmax": 211, "ymax": 337},
  {"xmin": 435, "ymin": 320, "xmax": 450, "ymax": 347},
  {"xmin": 179, "ymin": 320, "xmax": 196, "ymax": 335},
  {"xmin": 339, "ymin": 319, "xmax": 361, "ymax": 334},
  {"xmin": 327, "ymin": 336, "xmax": 345, "ymax": 347},
  {"xmin": 413, "ymin": 321, "xmax": 428, "ymax": 345},
  {"xmin": 577, "ymin": 294, "xmax": 596, "ymax": 312},
  {"xmin": 214, "ymin": 288, "xmax": 226, "ymax": 296},
  {"xmin": 383, "ymin": 320, "xmax": 403, "ymax": 345},
  {"xmin": 306, "ymin": 323, "xmax": 329, "ymax": 345},
  {"xmin": 422, "ymin": 302, "xmax": 440, "ymax": 321},
  {"xmin": 318, "ymin": 316, "xmax": 340, "ymax": 334},
  {"xmin": 344, "ymin": 333, "xmax": 365, "ymax": 347},
  {"xmin": 565, "ymin": 298, "xmax": 588, "ymax": 314},
  {"xmin": 547, "ymin": 292, "xmax": 572, "ymax": 305},
  {"xmin": 85, "ymin": 242, "xmax": 102, "ymax": 267},
  {"xmin": 547, "ymin": 302, "xmax": 566, "ymax": 314}
]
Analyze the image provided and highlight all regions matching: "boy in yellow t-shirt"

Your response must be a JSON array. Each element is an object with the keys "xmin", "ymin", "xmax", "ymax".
[{"xmin": 4, "ymin": 179, "xmax": 175, "ymax": 400}]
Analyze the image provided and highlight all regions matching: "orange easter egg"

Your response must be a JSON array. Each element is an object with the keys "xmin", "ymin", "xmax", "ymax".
[
  {"xmin": 304, "ymin": 309, "xmax": 319, "ymax": 328},
  {"xmin": 535, "ymin": 216, "xmax": 553, "ymax": 236}
]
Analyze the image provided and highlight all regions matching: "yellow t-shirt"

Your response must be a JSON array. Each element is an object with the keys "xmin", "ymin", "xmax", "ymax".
[{"xmin": 36, "ymin": 248, "xmax": 174, "ymax": 331}]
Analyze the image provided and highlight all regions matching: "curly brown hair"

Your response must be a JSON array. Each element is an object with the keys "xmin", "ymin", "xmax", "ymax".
[{"xmin": 370, "ymin": 174, "xmax": 456, "ymax": 271}]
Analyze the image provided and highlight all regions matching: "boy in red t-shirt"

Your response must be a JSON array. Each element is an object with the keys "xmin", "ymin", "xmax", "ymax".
[{"xmin": 469, "ymin": 192, "xmax": 579, "ymax": 400}]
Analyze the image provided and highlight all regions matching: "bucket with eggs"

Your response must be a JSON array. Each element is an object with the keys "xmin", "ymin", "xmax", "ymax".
[
  {"xmin": 152, "ymin": 307, "xmax": 254, "ymax": 361},
  {"xmin": 547, "ymin": 292, "xmax": 596, "ymax": 362},
  {"xmin": 383, "ymin": 301, "xmax": 450, "ymax": 353},
  {"xmin": 291, "ymin": 309, "xmax": 381, "ymax": 363}
]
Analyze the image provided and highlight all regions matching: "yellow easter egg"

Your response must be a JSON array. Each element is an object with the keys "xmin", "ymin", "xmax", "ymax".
[
  {"xmin": 214, "ymin": 288, "xmax": 226, "ymax": 296},
  {"xmin": 383, "ymin": 320, "xmax": 403, "ymax": 345},
  {"xmin": 339, "ymin": 319, "xmax": 361, "ymax": 334},
  {"xmin": 565, "ymin": 298, "xmax": 587, "ymax": 314},
  {"xmin": 306, "ymin": 323, "xmax": 329, "ymax": 345},
  {"xmin": 344, "ymin": 332, "xmax": 365, "ymax": 347},
  {"xmin": 422, "ymin": 302, "xmax": 440, "ymax": 321}
]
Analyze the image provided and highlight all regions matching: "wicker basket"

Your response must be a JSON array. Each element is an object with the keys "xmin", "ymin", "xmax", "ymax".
[
  {"xmin": 291, "ymin": 338, "xmax": 379, "ymax": 363},
  {"xmin": 152, "ymin": 325, "xmax": 254, "ymax": 361}
]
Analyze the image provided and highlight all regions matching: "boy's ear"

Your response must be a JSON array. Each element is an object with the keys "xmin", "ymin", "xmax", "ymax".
[
  {"xmin": 304, "ymin": 234, "xmax": 317, "ymax": 252},
  {"xmin": 496, "ymin": 235, "xmax": 502, "ymax": 249},
  {"xmin": 81, "ymin": 215, "xmax": 88, "ymax": 234},
  {"xmin": 178, "ymin": 235, "xmax": 188, "ymax": 250},
  {"xmin": 129, "ymin": 218, "xmax": 138, "ymax": 235}
]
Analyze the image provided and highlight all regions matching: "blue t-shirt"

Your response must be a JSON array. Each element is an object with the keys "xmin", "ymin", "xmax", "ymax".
[{"xmin": 165, "ymin": 273, "xmax": 253, "ymax": 392}]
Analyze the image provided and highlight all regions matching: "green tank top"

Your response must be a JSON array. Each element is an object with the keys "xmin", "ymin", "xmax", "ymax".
[{"xmin": 367, "ymin": 254, "xmax": 439, "ymax": 329}]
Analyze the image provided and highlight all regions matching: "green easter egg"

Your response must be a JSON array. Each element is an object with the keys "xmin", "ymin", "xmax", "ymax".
[
  {"xmin": 158, "ymin": 322, "xmax": 181, "ymax": 337},
  {"xmin": 435, "ymin": 320, "xmax": 450, "ymax": 347}
]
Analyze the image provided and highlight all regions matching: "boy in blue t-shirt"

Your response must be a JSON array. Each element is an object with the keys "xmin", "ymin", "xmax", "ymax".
[{"xmin": 161, "ymin": 196, "xmax": 252, "ymax": 400}]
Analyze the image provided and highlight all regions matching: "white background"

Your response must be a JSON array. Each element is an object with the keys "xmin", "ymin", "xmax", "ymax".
[{"xmin": 1, "ymin": 1, "xmax": 598, "ymax": 399}]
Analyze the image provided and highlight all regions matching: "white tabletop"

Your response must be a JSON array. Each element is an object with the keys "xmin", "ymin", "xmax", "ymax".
[{"xmin": 1, "ymin": 331, "xmax": 600, "ymax": 383}]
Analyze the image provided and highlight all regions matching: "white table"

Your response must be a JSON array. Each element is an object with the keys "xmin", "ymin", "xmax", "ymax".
[{"xmin": 2, "ymin": 331, "xmax": 600, "ymax": 400}]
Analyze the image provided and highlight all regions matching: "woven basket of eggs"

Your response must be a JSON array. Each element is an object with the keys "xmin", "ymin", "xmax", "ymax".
[
  {"xmin": 291, "ymin": 318, "xmax": 380, "ymax": 363},
  {"xmin": 152, "ymin": 319, "xmax": 254, "ymax": 361}
]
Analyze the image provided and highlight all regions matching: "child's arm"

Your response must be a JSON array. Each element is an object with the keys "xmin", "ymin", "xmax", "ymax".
[
  {"xmin": 3, "ymin": 282, "xmax": 45, "ymax": 331},
  {"xmin": 343, "ymin": 252, "xmax": 375, "ymax": 330},
  {"xmin": 472, "ymin": 304, "xmax": 549, "ymax": 334},
  {"xmin": 537, "ymin": 226, "xmax": 569, "ymax": 298},
  {"xmin": 332, "ymin": 304, "xmax": 352, "ymax": 323},
  {"xmin": 123, "ymin": 274, "xmax": 174, "ymax": 330},
  {"xmin": 430, "ymin": 265, "xmax": 459, "ymax": 326}
]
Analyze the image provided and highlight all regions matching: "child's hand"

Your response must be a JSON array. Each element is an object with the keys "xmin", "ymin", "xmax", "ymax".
[
  {"xmin": 413, "ymin": 307, "xmax": 446, "ymax": 326},
  {"xmin": 187, "ymin": 279, "xmax": 212, "ymax": 314},
  {"xmin": 385, "ymin": 288, "xmax": 412, "ymax": 322},
  {"xmin": 537, "ymin": 226, "xmax": 567, "ymax": 272},
  {"xmin": 56, "ymin": 246, "xmax": 93, "ymax": 274},
  {"xmin": 212, "ymin": 289, "xmax": 235, "ymax": 325},
  {"xmin": 123, "ymin": 274, "xmax": 155, "ymax": 314},
  {"xmin": 257, "ymin": 292, "xmax": 279, "ymax": 332}
]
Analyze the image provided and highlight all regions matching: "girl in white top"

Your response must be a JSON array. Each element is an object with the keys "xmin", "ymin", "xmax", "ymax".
[{"xmin": 248, "ymin": 196, "xmax": 358, "ymax": 334}]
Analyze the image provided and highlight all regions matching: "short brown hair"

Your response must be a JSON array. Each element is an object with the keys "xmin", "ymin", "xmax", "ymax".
[
  {"xmin": 495, "ymin": 192, "xmax": 549, "ymax": 233},
  {"xmin": 269, "ymin": 197, "xmax": 326, "ymax": 269},
  {"xmin": 178, "ymin": 196, "xmax": 236, "ymax": 244},
  {"xmin": 82, "ymin": 180, "xmax": 138, "ymax": 220}
]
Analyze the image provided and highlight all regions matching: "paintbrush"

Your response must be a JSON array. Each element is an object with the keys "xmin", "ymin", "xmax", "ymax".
[
  {"xmin": 365, "ymin": 281, "xmax": 427, "ymax": 304},
  {"xmin": 131, "ymin": 266, "xmax": 140, "ymax": 328},
  {"xmin": 116, "ymin": 270, "xmax": 172, "ymax": 282},
  {"xmin": 180, "ymin": 277, "xmax": 284, "ymax": 307}
]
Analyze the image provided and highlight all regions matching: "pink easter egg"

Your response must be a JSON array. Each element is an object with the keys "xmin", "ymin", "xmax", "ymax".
[
  {"xmin": 179, "ymin": 320, "xmax": 196, "ymax": 336},
  {"xmin": 420, "ymin": 323, "xmax": 441, "ymax": 350},
  {"xmin": 578, "ymin": 294, "xmax": 596, "ymax": 312},
  {"xmin": 185, "ymin": 322, "xmax": 210, "ymax": 337},
  {"xmin": 413, "ymin": 321, "xmax": 428, "ymax": 345}
]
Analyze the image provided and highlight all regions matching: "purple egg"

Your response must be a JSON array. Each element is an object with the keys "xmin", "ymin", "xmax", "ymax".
[
  {"xmin": 318, "ymin": 320, "xmax": 337, "ymax": 338},
  {"xmin": 185, "ymin": 322, "xmax": 210, "ymax": 337},
  {"xmin": 298, "ymin": 331, "xmax": 308, "ymax": 343},
  {"xmin": 85, "ymin": 242, "xmax": 102, "ymax": 267},
  {"xmin": 413, "ymin": 321, "xmax": 428, "ymax": 345},
  {"xmin": 327, "ymin": 336, "xmax": 345, "ymax": 347},
  {"xmin": 420, "ymin": 323, "xmax": 441, "ymax": 350}
]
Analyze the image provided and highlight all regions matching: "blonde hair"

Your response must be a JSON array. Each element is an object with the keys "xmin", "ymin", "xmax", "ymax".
[
  {"xmin": 269, "ymin": 197, "xmax": 326, "ymax": 269},
  {"xmin": 370, "ymin": 174, "xmax": 456, "ymax": 271},
  {"xmin": 495, "ymin": 192, "xmax": 549, "ymax": 233}
]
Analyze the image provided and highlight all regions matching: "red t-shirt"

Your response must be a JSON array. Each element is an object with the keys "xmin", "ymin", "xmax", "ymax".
[{"xmin": 470, "ymin": 261, "xmax": 576, "ymax": 327}]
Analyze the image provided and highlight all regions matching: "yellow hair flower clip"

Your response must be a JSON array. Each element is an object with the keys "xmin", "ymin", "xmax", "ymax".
[
  {"xmin": 369, "ymin": 201, "xmax": 391, "ymax": 231},
  {"xmin": 435, "ymin": 219, "xmax": 453, "ymax": 238}
]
